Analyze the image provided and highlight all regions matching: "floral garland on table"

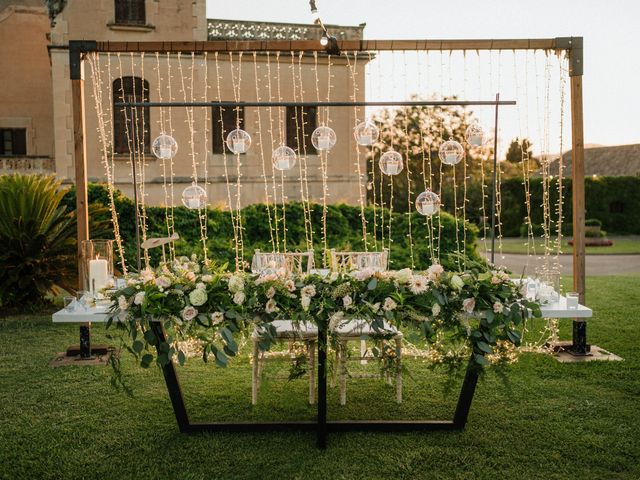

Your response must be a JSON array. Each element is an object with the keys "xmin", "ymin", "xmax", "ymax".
[{"xmin": 107, "ymin": 256, "xmax": 542, "ymax": 376}]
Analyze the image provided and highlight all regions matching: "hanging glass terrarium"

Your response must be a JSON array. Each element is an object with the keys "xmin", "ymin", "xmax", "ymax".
[
  {"xmin": 152, "ymin": 133, "xmax": 178, "ymax": 160},
  {"xmin": 465, "ymin": 123, "xmax": 485, "ymax": 147},
  {"xmin": 226, "ymin": 128, "xmax": 252, "ymax": 154},
  {"xmin": 379, "ymin": 150, "xmax": 404, "ymax": 176},
  {"xmin": 272, "ymin": 145, "xmax": 297, "ymax": 171},
  {"xmin": 182, "ymin": 183, "xmax": 207, "ymax": 210},
  {"xmin": 311, "ymin": 125, "xmax": 337, "ymax": 151},
  {"xmin": 353, "ymin": 121, "xmax": 379, "ymax": 146},
  {"xmin": 439, "ymin": 139, "xmax": 465, "ymax": 166},
  {"xmin": 415, "ymin": 189, "xmax": 441, "ymax": 216}
]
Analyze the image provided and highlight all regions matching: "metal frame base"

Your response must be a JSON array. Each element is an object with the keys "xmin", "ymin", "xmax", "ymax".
[{"xmin": 150, "ymin": 321, "xmax": 479, "ymax": 448}]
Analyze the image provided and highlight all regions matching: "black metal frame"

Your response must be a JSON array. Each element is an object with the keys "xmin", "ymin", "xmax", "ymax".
[{"xmin": 150, "ymin": 320, "xmax": 480, "ymax": 448}]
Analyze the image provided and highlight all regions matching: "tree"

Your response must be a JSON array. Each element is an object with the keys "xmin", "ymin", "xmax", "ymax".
[
  {"xmin": 367, "ymin": 95, "xmax": 491, "ymax": 213},
  {"xmin": 505, "ymin": 137, "xmax": 533, "ymax": 163}
]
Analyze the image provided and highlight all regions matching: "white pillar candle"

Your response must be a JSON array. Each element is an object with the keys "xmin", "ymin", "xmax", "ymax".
[
  {"xmin": 89, "ymin": 258, "xmax": 109, "ymax": 294},
  {"xmin": 446, "ymin": 153, "xmax": 459, "ymax": 164},
  {"xmin": 159, "ymin": 145, "xmax": 172, "ymax": 159},
  {"xmin": 318, "ymin": 136, "xmax": 331, "ymax": 150},
  {"xmin": 469, "ymin": 134, "xmax": 483, "ymax": 146},
  {"xmin": 233, "ymin": 139, "xmax": 246, "ymax": 153},
  {"xmin": 358, "ymin": 134, "xmax": 372, "ymax": 145},
  {"xmin": 387, "ymin": 162, "xmax": 399, "ymax": 175},
  {"xmin": 276, "ymin": 158, "xmax": 289, "ymax": 170},
  {"xmin": 187, "ymin": 197, "xmax": 201, "ymax": 209}
]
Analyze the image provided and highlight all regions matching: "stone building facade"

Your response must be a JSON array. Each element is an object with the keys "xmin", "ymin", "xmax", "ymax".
[{"xmin": 0, "ymin": 0, "xmax": 368, "ymax": 207}]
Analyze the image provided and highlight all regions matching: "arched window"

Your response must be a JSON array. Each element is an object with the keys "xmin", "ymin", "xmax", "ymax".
[
  {"xmin": 115, "ymin": 0, "xmax": 145, "ymax": 25},
  {"xmin": 113, "ymin": 77, "xmax": 150, "ymax": 154}
]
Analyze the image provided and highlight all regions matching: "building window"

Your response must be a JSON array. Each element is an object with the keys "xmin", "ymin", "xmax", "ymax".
[
  {"xmin": 113, "ymin": 77, "xmax": 150, "ymax": 154},
  {"xmin": 0, "ymin": 129, "xmax": 27, "ymax": 156},
  {"xmin": 286, "ymin": 106, "xmax": 317, "ymax": 154},
  {"xmin": 212, "ymin": 106, "xmax": 245, "ymax": 154},
  {"xmin": 609, "ymin": 201, "xmax": 624, "ymax": 214},
  {"xmin": 115, "ymin": 0, "xmax": 146, "ymax": 25}
]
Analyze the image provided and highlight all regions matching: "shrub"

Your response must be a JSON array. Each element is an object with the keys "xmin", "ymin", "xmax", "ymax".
[
  {"xmin": 63, "ymin": 183, "xmax": 481, "ymax": 273},
  {"xmin": 0, "ymin": 174, "xmax": 110, "ymax": 309},
  {"xmin": 585, "ymin": 218, "xmax": 602, "ymax": 228}
]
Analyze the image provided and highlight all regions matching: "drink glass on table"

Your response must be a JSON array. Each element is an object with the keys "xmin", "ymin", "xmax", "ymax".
[{"xmin": 566, "ymin": 292, "xmax": 579, "ymax": 309}]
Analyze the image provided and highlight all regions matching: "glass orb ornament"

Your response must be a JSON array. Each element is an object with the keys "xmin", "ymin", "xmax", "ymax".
[
  {"xmin": 311, "ymin": 125, "xmax": 337, "ymax": 151},
  {"xmin": 379, "ymin": 150, "xmax": 404, "ymax": 176},
  {"xmin": 152, "ymin": 134, "xmax": 178, "ymax": 160},
  {"xmin": 181, "ymin": 183, "xmax": 207, "ymax": 210},
  {"xmin": 439, "ymin": 139, "xmax": 465, "ymax": 166},
  {"xmin": 465, "ymin": 123, "xmax": 485, "ymax": 147},
  {"xmin": 415, "ymin": 189, "xmax": 441, "ymax": 216},
  {"xmin": 353, "ymin": 120, "xmax": 379, "ymax": 146},
  {"xmin": 226, "ymin": 128, "xmax": 251, "ymax": 154},
  {"xmin": 272, "ymin": 145, "xmax": 297, "ymax": 171}
]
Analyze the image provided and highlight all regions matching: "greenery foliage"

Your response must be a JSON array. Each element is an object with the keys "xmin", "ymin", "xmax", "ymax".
[
  {"xmin": 0, "ymin": 174, "xmax": 109, "ymax": 308},
  {"xmin": 61, "ymin": 183, "xmax": 481, "ymax": 273}
]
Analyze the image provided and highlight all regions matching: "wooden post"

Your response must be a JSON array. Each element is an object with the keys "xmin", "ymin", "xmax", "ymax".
[
  {"xmin": 566, "ymin": 37, "xmax": 585, "ymax": 305},
  {"xmin": 570, "ymin": 76, "xmax": 585, "ymax": 303},
  {"xmin": 69, "ymin": 43, "xmax": 95, "ymax": 290}
]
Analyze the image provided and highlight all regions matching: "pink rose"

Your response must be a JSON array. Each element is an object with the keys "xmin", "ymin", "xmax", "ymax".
[{"xmin": 462, "ymin": 297, "xmax": 475, "ymax": 314}]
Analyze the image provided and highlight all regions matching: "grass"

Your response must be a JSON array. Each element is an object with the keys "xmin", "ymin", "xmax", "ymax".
[
  {"xmin": 478, "ymin": 235, "xmax": 640, "ymax": 255},
  {"xmin": 1, "ymin": 275, "xmax": 639, "ymax": 479}
]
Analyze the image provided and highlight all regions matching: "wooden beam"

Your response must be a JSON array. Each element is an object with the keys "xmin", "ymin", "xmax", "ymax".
[
  {"xmin": 72, "ymin": 76, "xmax": 89, "ymax": 290},
  {"xmin": 570, "ymin": 75, "xmax": 586, "ymax": 303},
  {"xmin": 94, "ymin": 38, "xmax": 558, "ymax": 54}
]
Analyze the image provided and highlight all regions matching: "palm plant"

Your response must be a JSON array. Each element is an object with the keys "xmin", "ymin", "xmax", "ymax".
[{"xmin": 0, "ymin": 174, "xmax": 110, "ymax": 309}]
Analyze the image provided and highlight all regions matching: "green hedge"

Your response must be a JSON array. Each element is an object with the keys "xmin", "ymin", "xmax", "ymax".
[
  {"xmin": 444, "ymin": 176, "xmax": 640, "ymax": 237},
  {"xmin": 62, "ymin": 184, "xmax": 480, "ymax": 272}
]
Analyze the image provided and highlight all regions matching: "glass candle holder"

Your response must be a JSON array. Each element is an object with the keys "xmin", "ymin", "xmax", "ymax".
[
  {"xmin": 535, "ymin": 267, "xmax": 560, "ymax": 305},
  {"xmin": 566, "ymin": 292, "xmax": 579, "ymax": 309},
  {"xmin": 81, "ymin": 240, "xmax": 114, "ymax": 296}
]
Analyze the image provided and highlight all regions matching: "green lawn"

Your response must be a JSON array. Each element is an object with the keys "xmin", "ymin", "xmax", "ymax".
[
  {"xmin": 1, "ymin": 275, "xmax": 639, "ymax": 479},
  {"xmin": 479, "ymin": 235, "xmax": 640, "ymax": 255}
]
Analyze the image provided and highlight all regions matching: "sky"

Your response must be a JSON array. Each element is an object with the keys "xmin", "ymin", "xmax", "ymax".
[{"xmin": 206, "ymin": 0, "xmax": 640, "ymax": 151}]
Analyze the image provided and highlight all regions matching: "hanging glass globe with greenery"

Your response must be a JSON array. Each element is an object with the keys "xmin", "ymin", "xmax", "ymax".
[
  {"xmin": 379, "ymin": 150, "xmax": 404, "ymax": 176},
  {"xmin": 415, "ymin": 189, "xmax": 441, "ymax": 216},
  {"xmin": 465, "ymin": 123, "xmax": 485, "ymax": 147},
  {"xmin": 353, "ymin": 120, "xmax": 379, "ymax": 146},
  {"xmin": 439, "ymin": 139, "xmax": 465, "ymax": 166},
  {"xmin": 181, "ymin": 183, "xmax": 207, "ymax": 210},
  {"xmin": 152, "ymin": 133, "xmax": 178, "ymax": 160},
  {"xmin": 272, "ymin": 145, "xmax": 297, "ymax": 171},
  {"xmin": 226, "ymin": 128, "xmax": 252, "ymax": 154},
  {"xmin": 311, "ymin": 125, "xmax": 337, "ymax": 151}
]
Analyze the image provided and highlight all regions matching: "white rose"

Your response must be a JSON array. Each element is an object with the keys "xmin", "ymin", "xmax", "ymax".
[
  {"xmin": 189, "ymin": 288, "xmax": 208, "ymax": 307},
  {"xmin": 427, "ymin": 264, "xmax": 444, "ymax": 281},
  {"xmin": 181, "ymin": 305, "xmax": 198, "ymax": 321},
  {"xmin": 383, "ymin": 297, "xmax": 397, "ymax": 311},
  {"xmin": 493, "ymin": 301, "xmax": 504, "ymax": 314},
  {"xmin": 265, "ymin": 298, "xmax": 277, "ymax": 314},
  {"xmin": 228, "ymin": 274, "xmax": 244, "ymax": 293},
  {"xmin": 451, "ymin": 275, "xmax": 465, "ymax": 290},
  {"xmin": 394, "ymin": 268, "xmax": 413, "ymax": 284},
  {"xmin": 301, "ymin": 285, "xmax": 316, "ymax": 297},
  {"xmin": 462, "ymin": 297, "xmax": 475, "ymax": 313},
  {"xmin": 233, "ymin": 291, "xmax": 245, "ymax": 305},
  {"xmin": 133, "ymin": 291, "xmax": 145, "ymax": 305},
  {"xmin": 155, "ymin": 276, "xmax": 171, "ymax": 288},
  {"xmin": 432, "ymin": 303, "xmax": 441, "ymax": 317},
  {"xmin": 351, "ymin": 268, "xmax": 374, "ymax": 282},
  {"xmin": 301, "ymin": 295, "xmax": 311, "ymax": 311},
  {"xmin": 201, "ymin": 274, "xmax": 213, "ymax": 283},
  {"xmin": 342, "ymin": 295, "xmax": 353, "ymax": 308},
  {"xmin": 118, "ymin": 295, "xmax": 129, "ymax": 311},
  {"xmin": 284, "ymin": 279, "xmax": 296, "ymax": 292},
  {"xmin": 211, "ymin": 311, "xmax": 224, "ymax": 325},
  {"xmin": 266, "ymin": 286, "xmax": 276, "ymax": 299},
  {"xmin": 140, "ymin": 268, "xmax": 155, "ymax": 283}
]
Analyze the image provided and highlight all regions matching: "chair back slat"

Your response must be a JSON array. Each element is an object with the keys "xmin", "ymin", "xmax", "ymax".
[
  {"xmin": 251, "ymin": 250, "xmax": 315, "ymax": 275},
  {"xmin": 329, "ymin": 249, "xmax": 389, "ymax": 273}
]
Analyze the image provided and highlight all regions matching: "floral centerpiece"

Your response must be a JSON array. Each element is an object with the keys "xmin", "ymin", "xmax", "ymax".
[{"xmin": 107, "ymin": 256, "xmax": 541, "ymax": 378}]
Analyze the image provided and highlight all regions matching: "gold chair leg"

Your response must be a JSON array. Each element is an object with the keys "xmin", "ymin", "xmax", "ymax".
[{"xmin": 339, "ymin": 341, "xmax": 347, "ymax": 406}]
